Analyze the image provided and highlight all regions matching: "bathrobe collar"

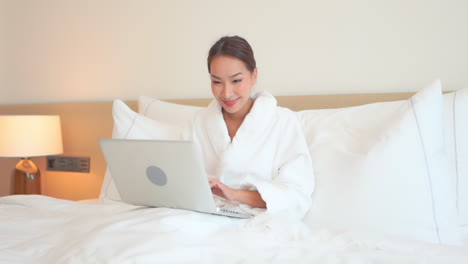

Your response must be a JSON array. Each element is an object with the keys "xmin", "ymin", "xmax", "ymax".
[{"xmin": 204, "ymin": 91, "xmax": 278, "ymax": 153}]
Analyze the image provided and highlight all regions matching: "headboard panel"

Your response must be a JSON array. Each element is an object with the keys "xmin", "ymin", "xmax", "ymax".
[
  {"xmin": 0, "ymin": 92, "xmax": 413, "ymax": 200},
  {"xmin": 166, "ymin": 92, "xmax": 415, "ymax": 110}
]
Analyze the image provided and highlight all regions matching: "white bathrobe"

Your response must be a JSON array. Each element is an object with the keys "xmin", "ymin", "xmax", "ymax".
[{"xmin": 183, "ymin": 91, "xmax": 314, "ymax": 220}]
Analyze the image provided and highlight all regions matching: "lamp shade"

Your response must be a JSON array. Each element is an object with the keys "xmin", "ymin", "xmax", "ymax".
[{"xmin": 0, "ymin": 115, "xmax": 63, "ymax": 157}]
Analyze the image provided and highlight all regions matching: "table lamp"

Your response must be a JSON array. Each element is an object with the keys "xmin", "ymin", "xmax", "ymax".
[{"xmin": 0, "ymin": 115, "xmax": 63, "ymax": 194}]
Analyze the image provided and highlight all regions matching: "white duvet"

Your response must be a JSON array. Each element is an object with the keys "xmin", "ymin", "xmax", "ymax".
[{"xmin": 1, "ymin": 195, "xmax": 467, "ymax": 264}]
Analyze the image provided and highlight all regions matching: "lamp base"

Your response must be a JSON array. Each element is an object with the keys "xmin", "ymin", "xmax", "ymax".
[{"xmin": 14, "ymin": 158, "xmax": 41, "ymax": 195}]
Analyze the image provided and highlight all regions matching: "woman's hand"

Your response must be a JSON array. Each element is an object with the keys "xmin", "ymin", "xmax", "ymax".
[
  {"xmin": 208, "ymin": 178, "xmax": 267, "ymax": 208},
  {"xmin": 209, "ymin": 178, "xmax": 237, "ymax": 201}
]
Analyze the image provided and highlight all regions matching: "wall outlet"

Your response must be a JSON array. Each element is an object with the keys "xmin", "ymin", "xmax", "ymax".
[{"xmin": 47, "ymin": 156, "xmax": 90, "ymax": 173}]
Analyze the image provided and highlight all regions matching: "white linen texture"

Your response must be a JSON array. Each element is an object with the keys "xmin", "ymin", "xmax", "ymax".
[
  {"xmin": 1, "ymin": 195, "xmax": 467, "ymax": 264},
  {"xmin": 138, "ymin": 95, "xmax": 202, "ymax": 126},
  {"xmin": 298, "ymin": 80, "xmax": 460, "ymax": 245},
  {"xmin": 443, "ymin": 88, "xmax": 468, "ymax": 230}
]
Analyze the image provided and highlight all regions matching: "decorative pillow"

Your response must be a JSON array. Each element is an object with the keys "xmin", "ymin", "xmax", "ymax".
[
  {"xmin": 443, "ymin": 88, "xmax": 468, "ymax": 229},
  {"xmin": 99, "ymin": 100, "xmax": 182, "ymax": 201},
  {"xmin": 298, "ymin": 80, "xmax": 461, "ymax": 245},
  {"xmin": 138, "ymin": 95, "xmax": 203, "ymax": 126}
]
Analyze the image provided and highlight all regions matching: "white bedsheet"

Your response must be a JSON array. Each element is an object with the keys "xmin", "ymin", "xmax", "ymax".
[{"xmin": 1, "ymin": 195, "xmax": 467, "ymax": 264}]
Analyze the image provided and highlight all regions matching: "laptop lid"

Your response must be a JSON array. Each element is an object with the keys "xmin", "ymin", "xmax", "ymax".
[{"xmin": 99, "ymin": 139, "xmax": 218, "ymax": 214}]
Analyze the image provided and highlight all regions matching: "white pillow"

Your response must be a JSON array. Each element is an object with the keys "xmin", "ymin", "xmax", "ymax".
[
  {"xmin": 138, "ymin": 95, "xmax": 203, "ymax": 126},
  {"xmin": 443, "ymin": 88, "xmax": 468, "ymax": 228},
  {"xmin": 298, "ymin": 80, "xmax": 460, "ymax": 245},
  {"xmin": 99, "ymin": 100, "xmax": 182, "ymax": 201}
]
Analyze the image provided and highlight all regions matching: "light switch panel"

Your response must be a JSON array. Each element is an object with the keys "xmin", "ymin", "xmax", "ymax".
[{"xmin": 47, "ymin": 156, "xmax": 90, "ymax": 173}]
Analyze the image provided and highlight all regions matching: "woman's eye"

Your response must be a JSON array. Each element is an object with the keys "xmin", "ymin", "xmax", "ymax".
[
  {"xmin": 212, "ymin": 80, "xmax": 221, "ymax": 84},
  {"xmin": 233, "ymin": 79, "xmax": 242, "ymax": 83}
]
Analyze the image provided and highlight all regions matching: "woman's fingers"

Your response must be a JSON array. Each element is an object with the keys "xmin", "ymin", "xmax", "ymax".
[
  {"xmin": 209, "ymin": 178, "xmax": 227, "ymax": 198},
  {"xmin": 208, "ymin": 178, "xmax": 219, "ymax": 188}
]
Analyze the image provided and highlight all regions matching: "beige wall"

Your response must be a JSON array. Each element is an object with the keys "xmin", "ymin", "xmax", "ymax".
[
  {"xmin": 0, "ymin": 0, "xmax": 5, "ymax": 99},
  {"xmin": 1, "ymin": 0, "xmax": 467, "ymax": 105},
  {"xmin": 1, "ymin": 0, "xmax": 468, "ymax": 199}
]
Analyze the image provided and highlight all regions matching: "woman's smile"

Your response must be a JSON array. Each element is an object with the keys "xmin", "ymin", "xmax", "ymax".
[{"xmin": 223, "ymin": 98, "xmax": 239, "ymax": 107}]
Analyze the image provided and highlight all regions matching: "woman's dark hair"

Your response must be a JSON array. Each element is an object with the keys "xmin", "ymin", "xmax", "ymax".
[{"xmin": 207, "ymin": 36, "xmax": 256, "ymax": 73}]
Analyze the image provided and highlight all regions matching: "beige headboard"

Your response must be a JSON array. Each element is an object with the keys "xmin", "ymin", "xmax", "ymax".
[{"xmin": 0, "ymin": 92, "xmax": 413, "ymax": 200}]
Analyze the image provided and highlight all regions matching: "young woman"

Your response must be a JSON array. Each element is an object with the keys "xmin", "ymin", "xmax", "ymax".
[{"xmin": 184, "ymin": 36, "xmax": 314, "ymax": 219}]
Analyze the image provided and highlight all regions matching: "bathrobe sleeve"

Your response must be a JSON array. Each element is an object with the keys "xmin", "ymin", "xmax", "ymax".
[{"xmin": 241, "ymin": 110, "xmax": 315, "ymax": 220}]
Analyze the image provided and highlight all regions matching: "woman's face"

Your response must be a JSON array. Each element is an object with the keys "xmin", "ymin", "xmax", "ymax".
[{"xmin": 209, "ymin": 56, "xmax": 257, "ymax": 117}]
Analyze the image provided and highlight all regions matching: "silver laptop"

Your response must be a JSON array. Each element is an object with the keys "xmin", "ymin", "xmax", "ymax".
[{"xmin": 99, "ymin": 139, "xmax": 251, "ymax": 219}]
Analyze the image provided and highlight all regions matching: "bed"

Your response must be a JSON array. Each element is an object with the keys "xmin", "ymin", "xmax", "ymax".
[{"xmin": 1, "ymin": 79, "xmax": 468, "ymax": 263}]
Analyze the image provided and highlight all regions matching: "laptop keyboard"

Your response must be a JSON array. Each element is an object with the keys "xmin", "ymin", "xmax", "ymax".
[{"xmin": 217, "ymin": 207, "xmax": 242, "ymax": 215}]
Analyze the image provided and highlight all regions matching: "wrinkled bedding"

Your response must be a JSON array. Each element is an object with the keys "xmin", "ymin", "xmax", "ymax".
[{"xmin": 1, "ymin": 195, "xmax": 467, "ymax": 264}]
